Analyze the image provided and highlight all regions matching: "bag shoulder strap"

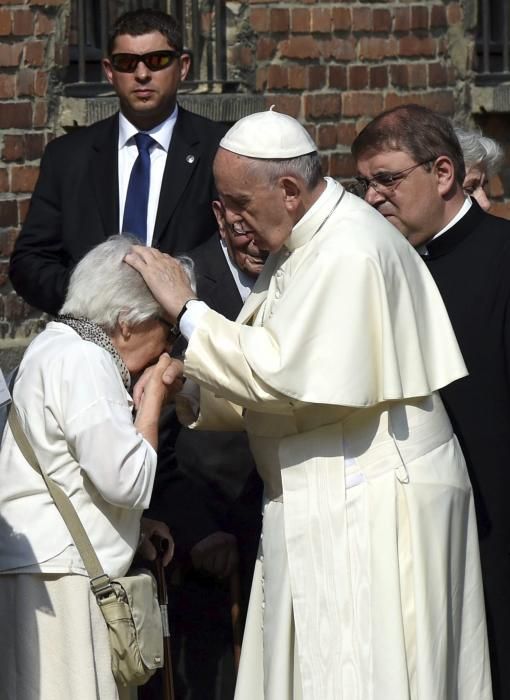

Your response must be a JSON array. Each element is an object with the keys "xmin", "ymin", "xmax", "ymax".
[{"xmin": 7, "ymin": 404, "xmax": 113, "ymax": 596}]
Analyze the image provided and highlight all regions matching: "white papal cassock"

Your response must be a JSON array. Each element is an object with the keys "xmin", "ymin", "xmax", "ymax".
[{"xmin": 178, "ymin": 179, "xmax": 492, "ymax": 700}]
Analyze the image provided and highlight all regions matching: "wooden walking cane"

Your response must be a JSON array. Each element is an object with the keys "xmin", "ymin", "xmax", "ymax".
[{"xmin": 152, "ymin": 536, "xmax": 175, "ymax": 700}]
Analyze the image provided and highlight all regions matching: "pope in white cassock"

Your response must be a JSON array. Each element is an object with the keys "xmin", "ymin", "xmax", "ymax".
[{"xmin": 127, "ymin": 110, "xmax": 492, "ymax": 700}]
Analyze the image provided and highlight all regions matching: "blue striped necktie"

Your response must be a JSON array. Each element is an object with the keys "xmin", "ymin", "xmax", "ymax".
[{"xmin": 122, "ymin": 132, "xmax": 155, "ymax": 243}]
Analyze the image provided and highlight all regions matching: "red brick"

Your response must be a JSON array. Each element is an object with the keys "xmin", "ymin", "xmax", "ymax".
[
  {"xmin": 489, "ymin": 202, "xmax": 510, "ymax": 220},
  {"xmin": 348, "ymin": 65, "xmax": 369, "ymax": 90},
  {"xmin": 18, "ymin": 196, "xmax": 30, "ymax": 224},
  {"xmin": 250, "ymin": 8, "xmax": 269, "ymax": 32},
  {"xmin": 3, "ymin": 134, "xmax": 25, "ymax": 161},
  {"xmin": 12, "ymin": 8, "xmax": 33, "ymax": 36},
  {"xmin": 0, "ymin": 262, "xmax": 9, "ymax": 288},
  {"xmin": 342, "ymin": 92, "xmax": 384, "ymax": 118},
  {"xmin": 329, "ymin": 65, "xmax": 347, "ymax": 90},
  {"xmin": 0, "ymin": 43, "xmax": 22, "ymax": 67},
  {"xmin": 370, "ymin": 65, "xmax": 388, "ymax": 89},
  {"xmin": 351, "ymin": 7, "xmax": 372, "ymax": 32},
  {"xmin": 428, "ymin": 61, "xmax": 448, "ymax": 87},
  {"xmin": 430, "ymin": 4, "xmax": 447, "ymax": 28},
  {"xmin": 0, "ymin": 200, "xmax": 17, "ymax": 227},
  {"xmin": 24, "ymin": 132, "xmax": 45, "ymax": 160},
  {"xmin": 359, "ymin": 37, "xmax": 398, "ymax": 61},
  {"xmin": 331, "ymin": 7, "xmax": 350, "ymax": 31},
  {"xmin": 54, "ymin": 44, "xmax": 68, "ymax": 67},
  {"xmin": 230, "ymin": 44, "xmax": 252, "ymax": 67},
  {"xmin": 0, "ymin": 8, "xmax": 11, "ymax": 35},
  {"xmin": 330, "ymin": 152, "xmax": 355, "ymax": 178},
  {"xmin": 270, "ymin": 8, "xmax": 289, "ymax": 33},
  {"xmin": 307, "ymin": 65, "xmax": 326, "ymax": 90},
  {"xmin": 16, "ymin": 68, "xmax": 33, "ymax": 97},
  {"xmin": 0, "ymin": 228, "xmax": 17, "ymax": 257},
  {"xmin": 337, "ymin": 122, "xmax": 358, "ymax": 147},
  {"xmin": 311, "ymin": 8, "xmax": 331, "ymax": 33},
  {"xmin": 320, "ymin": 154, "xmax": 330, "ymax": 178},
  {"xmin": 279, "ymin": 36, "xmax": 320, "ymax": 60},
  {"xmin": 384, "ymin": 90, "xmax": 455, "ymax": 114},
  {"xmin": 0, "ymin": 169, "xmax": 8, "ymax": 193},
  {"xmin": 447, "ymin": 3, "xmax": 462, "ymax": 24},
  {"xmin": 408, "ymin": 63, "xmax": 427, "ymax": 88},
  {"xmin": 256, "ymin": 37, "xmax": 276, "ymax": 61},
  {"xmin": 0, "ymin": 74, "xmax": 15, "ymax": 98},
  {"xmin": 305, "ymin": 93, "xmax": 341, "ymax": 120},
  {"xmin": 255, "ymin": 66, "xmax": 267, "ymax": 92},
  {"xmin": 264, "ymin": 95, "xmax": 301, "ymax": 119},
  {"xmin": 373, "ymin": 9, "xmax": 391, "ymax": 33},
  {"xmin": 0, "ymin": 102, "xmax": 32, "ymax": 129},
  {"xmin": 410, "ymin": 6, "xmax": 429, "ymax": 31},
  {"xmin": 24, "ymin": 40, "xmax": 45, "ymax": 67},
  {"xmin": 33, "ymin": 98, "xmax": 47, "ymax": 127},
  {"xmin": 321, "ymin": 36, "xmax": 356, "ymax": 61},
  {"xmin": 34, "ymin": 69, "xmax": 48, "ymax": 96},
  {"xmin": 267, "ymin": 64, "xmax": 287, "ymax": 90},
  {"xmin": 399, "ymin": 35, "xmax": 437, "ymax": 58},
  {"xmin": 34, "ymin": 11, "xmax": 55, "ymax": 36},
  {"xmin": 317, "ymin": 124, "xmax": 337, "ymax": 149},
  {"xmin": 291, "ymin": 8, "xmax": 310, "ymax": 33},
  {"xmin": 10, "ymin": 164, "xmax": 39, "ymax": 192},
  {"xmin": 394, "ymin": 7, "xmax": 410, "ymax": 32},
  {"xmin": 288, "ymin": 64, "xmax": 306, "ymax": 90}
]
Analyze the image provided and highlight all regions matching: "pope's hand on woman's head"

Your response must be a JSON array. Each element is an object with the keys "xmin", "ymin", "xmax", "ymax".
[{"xmin": 124, "ymin": 246, "xmax": 195, "ymax": 322}]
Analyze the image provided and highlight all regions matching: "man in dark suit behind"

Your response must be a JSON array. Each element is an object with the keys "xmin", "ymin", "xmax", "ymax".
[
  {"xmin": 10, "ymin": 8, "xmax": 226, "ymax": 315},
  {"xmin": 353, "ymin": 103, "xmax": 510, "ymax": 699},
  {"xmin": 148, "ymin": 202, "xmax": 267, "ymax": 699}
]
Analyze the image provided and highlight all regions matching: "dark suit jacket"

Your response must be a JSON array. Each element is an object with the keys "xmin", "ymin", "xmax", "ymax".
[
  {"xmin": 10, "ymin": 107, "xmax": 227, "ymax": 315},
  {"xmin": 424, "ymin": 200, "xmax": 510, "ymax": 699}
]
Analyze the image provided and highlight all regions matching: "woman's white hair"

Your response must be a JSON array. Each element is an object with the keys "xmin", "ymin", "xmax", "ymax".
[
  {"xmin": 454, "ymin": 126, "xmax": 504, "ymax": 178},
  {"xmin": 60, "ymin": 235, "xmax": 196, "ymax": 331}
]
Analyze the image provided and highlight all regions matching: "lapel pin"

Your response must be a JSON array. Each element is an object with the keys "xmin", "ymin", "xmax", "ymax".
[{"xmin": 185, "ymin": 154, "xmax": 195, "ymax": 164}]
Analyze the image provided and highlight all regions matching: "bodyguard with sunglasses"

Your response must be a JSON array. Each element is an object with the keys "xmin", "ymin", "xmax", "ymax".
[
  {"xmin": 353, "ymin": 103, "xmax": 510, "ymax": 700},
  {"xmin": 10, "ymin": 8, "xmax": 227, "ymax": 316}
]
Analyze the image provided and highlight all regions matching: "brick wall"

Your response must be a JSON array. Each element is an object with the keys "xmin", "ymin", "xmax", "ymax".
[
  {"xmin": 0, "ymin": 0, "xmax": 69, "ymax": 359},
  {"xmin": 248, "ymin": 0, "xmax": 472, "ymax": 182}
]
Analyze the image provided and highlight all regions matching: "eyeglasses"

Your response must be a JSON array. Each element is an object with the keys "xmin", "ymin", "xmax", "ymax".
[
  {"xmin": 354, "ymin": 158, "xmax": 435, "ymax": 197},
  {"xmin": 157, "ymin": 316, "xmax": 180, "ymax": 344},
  {"xmin": 110, "ymin": 50, "xmax": 181, "ymax": 73}
]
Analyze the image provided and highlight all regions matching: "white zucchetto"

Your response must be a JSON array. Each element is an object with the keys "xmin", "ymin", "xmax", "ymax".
[{"xmin": 219, "ymin": 107, "xmax": 317, "ymax": 159}]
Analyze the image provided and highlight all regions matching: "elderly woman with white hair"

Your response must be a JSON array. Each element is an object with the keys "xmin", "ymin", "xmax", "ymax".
[
  {"xmin": 0, "ymin": 236, "xmax": 191, "ymax": 700},
  {"xmin": 455, "ymin": 126, "xmax": 504, "ymax": 211}
]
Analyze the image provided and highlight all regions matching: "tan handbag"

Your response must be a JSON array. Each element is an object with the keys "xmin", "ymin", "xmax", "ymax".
[{"xmin": 8, "ymin": 404, "xmax": 164, "ymax": 687}]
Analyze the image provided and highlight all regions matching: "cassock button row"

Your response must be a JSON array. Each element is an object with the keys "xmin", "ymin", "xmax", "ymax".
[{"xmin": 186, "ymin": 154, "xmax": 195, "ymax": 164}]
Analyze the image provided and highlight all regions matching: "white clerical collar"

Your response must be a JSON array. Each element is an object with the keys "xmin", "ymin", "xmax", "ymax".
[
  {"xmin": 286, "ymin": 177, "xmax": 344, "ymax": 252},
  {"xmin": 431, "ymin": 196, "xmax": 472, "ymax": 242},
  {"xmin": 118, "ymin": 105, "xmax": 178, "ymax": 151},
  {"xmin": 220, "ymin": 238, "xmax": 256, "ymax": 301}
]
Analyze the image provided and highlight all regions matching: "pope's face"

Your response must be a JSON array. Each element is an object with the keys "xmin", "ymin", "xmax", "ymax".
[
  {"xmin": 103, "ymin": 32, "xmax": 190, "ymax": 131},
  {"xmin": 213, "ymin": 149, "xmax": 294, "ymax": 253}
]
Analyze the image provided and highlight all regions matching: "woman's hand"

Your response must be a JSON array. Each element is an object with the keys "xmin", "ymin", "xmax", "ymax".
[
  {"xmin": 133, "ymin": 357, "xmax": 185, "ymax": 411},
  {"xmin": 138, "ymin": 517, "xmax": 174, "ymax": 567}
]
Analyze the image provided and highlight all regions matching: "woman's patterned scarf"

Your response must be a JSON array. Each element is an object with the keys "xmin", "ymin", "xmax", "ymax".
[{"xmin": 56, "ymin": 315, "xmax": 131, "ymax": 390}]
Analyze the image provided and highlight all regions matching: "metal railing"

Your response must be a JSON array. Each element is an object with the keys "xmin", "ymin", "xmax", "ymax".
[
  {"xmin": 476, "ymin": 0, "xmax": 510, "ymax": 83},
  {"xmin": 66, "ymin": 0, "xmax": 227, "ymax": 94}
]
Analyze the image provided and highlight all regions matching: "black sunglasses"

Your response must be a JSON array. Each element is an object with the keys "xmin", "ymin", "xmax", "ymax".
[
  {"xmin": 110, "ymin": 50, "xmax": 181, "ymax": 73},
  {"xmin": 157, "ymin": 316, "xmax": 180, "ymax": 344}
]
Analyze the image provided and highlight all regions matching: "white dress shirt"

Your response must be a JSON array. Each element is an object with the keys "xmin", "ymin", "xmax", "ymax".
[{"xmin": 118, "ymin": 107, "xmax": 178, "ymax": 245}]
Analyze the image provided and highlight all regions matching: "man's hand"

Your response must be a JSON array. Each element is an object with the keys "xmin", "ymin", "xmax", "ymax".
[
  {"xmin": 124, "ymin": 246, "xmax": 197, "ymax": 322},
  {"xmin": 133, "ymin": 357, "xmax": 185, "ymax": 410},
  {"xmin": 138, "ymin": 517, "xmax": 175, "ymax": 567},
  {"xmin": 190, "ymin": 531, "xmax": 239, "ymax": 579}
]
